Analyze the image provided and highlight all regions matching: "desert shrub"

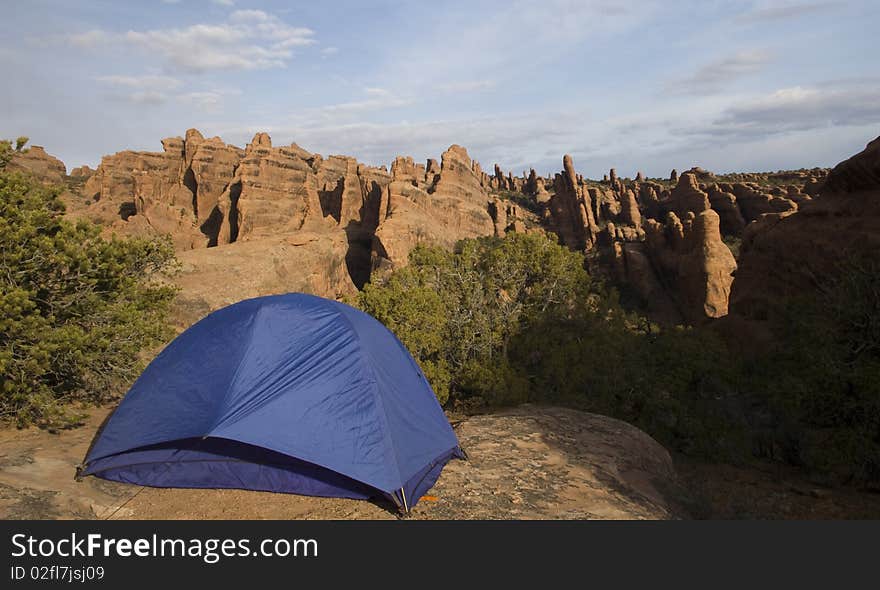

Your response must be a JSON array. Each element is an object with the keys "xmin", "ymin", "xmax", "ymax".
[
  {"xmin": 360, "ymin": 232, "xmax": 745, "ymax": 459},
  {"xmin": 0, "ymin": 136, "xmax": 28, "ymax": 168},
  {"xmin": 744, "ymin": 255, "xmax": 880, "ymax": 481},
  {"xmin": 360, "ymin": 232, "xmax": 592, "ymax": 405},
  {"xmin": 510, "ymin": 298, "xmax": 745, "ymax": 459},
  {"xmin": 360, "ymin": 228, "xmax": 879, "ymax": 480},
  {"xmin": 494, "ymin": 189, "xmax": 543, "ymax": 217},
  {"xmin": 0, "ymin": 164, "xmax": 179, "ymax": 426}
]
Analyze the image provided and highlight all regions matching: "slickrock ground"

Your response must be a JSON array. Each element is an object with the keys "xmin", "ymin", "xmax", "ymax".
[
  {"xmin": 4, "ymin": 405, "xmax": 878, "ymax": 520},
  {"xmin": 0, "ymin": 405, "xmax": 684, "ymax": 520}
]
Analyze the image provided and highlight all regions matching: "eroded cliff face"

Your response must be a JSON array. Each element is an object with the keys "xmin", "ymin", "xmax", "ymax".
[
  {"xmin": 371, "ymin": 144, "xmax": 496, "ymax": 274},
  {"xmin": 727, "ymin": 136, "xmax": 880, "ymax": 337},
  {"xmin": 66, "ymin": 131, "xmax": 518, "ymax": 324}
]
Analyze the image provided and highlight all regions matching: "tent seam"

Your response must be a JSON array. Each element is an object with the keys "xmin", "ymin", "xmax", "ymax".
[
  {"xmin": 208, "ymin": 305, "xmax": 263, "ymax": 434},
  {"xmin": 331, "ymin": 303, "xmax": 405, "ymax": 491}
]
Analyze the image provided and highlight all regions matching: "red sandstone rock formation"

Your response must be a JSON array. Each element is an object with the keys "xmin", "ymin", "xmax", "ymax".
[
  {"xmin": 547, "ymin": 154, "xmax": 598, "ymax": 250},
  {"xmin": 728, "ymin": 136, "xmax": 880, "ymax": 329},
  {"xmin": 669, "ymin": 172, "xmax": 711, "ymax": 217},
  {"xmin": 636, "ymin": 209, "xmax": 736, "ymax": 323},
  {"xmin": 7, "ymin": 146, "xmax": 66, "ymax": 183},
  {"xmin": 372, "ymin": 144, "xmax": 494, "ymax": 271}
]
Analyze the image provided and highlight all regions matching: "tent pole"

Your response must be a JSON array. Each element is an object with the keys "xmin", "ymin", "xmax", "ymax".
[{"xmin": 401, "ymin": 487, "xmax": 409, "ymax": 513}]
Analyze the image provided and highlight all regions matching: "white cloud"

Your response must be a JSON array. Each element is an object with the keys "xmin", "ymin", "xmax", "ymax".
[
  {"xmin": 671, "ymin": 50, "xmax": 771, "ymax": 95},
  {"xmin": 177, "ymin": 91, "xmax": 224, "ymax": 112},
  {"xmin": 68, "ymin": 30, "xmax": 111, "ymax": 48},
  {"xmin": 437, "ymin": 80, "xmax": 496, "ymax": 94},
  {"xmin": 211, "ymin": 0, "xmax": 234, "ymax": 6},
  {"xmin": 737, "ymin": 1, "xmax": 838, "ymax": 23},
  {"xmin": 673, "ymin": 83, "xmax": 880, "ymax": 140},
  {"xmin": 96, "ymin": 74, "xmax": 182, "ymax": 91},
  {"xmin": 317, "ymin": 93, "xmax": 414, "ymax": 118},
  {"xmin": 95, "ymin": 74, "xmax": 182, "ymax": 105},
  {"xmin": 66, "ymin": 10, "xmax": 316, "ymax": 72},
  {"xmin": 380, "ymin": 0, "xmax": 661, "ymax": 92},
  {"xmin": 95, "ymin": 73, "xmax": 235, "ymax": 111}
]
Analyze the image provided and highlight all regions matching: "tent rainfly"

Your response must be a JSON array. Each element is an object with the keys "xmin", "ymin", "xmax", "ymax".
[{"xmin": 80, "ymin": 293, "xmax": 463, "ymax": 512}]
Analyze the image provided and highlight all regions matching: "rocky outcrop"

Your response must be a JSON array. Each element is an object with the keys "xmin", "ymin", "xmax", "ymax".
[
  {"xmin": 217, "ymin": 136, "xmax": 327, "ymax": 244},
  {"xmin": 727, "ymin": 182, "xmax": 797, "ymax": 222},
  {"xmin": 82, "ymin": 131, "xmax": 237, "ymax": 249},
  {"xmin": 525, "ymin": 168, "xmax": 539, "ymax": 195},
  {"xmin": 611, "ymin": 238, "xmax": 683, "ymax": 322},
  {"xmin": 74, "ymin": 131, "xmax": 499, "ymax": 318},
  {"xmin": 684, "ymin": 166, "xmax": 715, "ymax": 183},
  {"xmin": 7, "ymin": 146, "xmax": 66, "ymax": 183},
  {"xmin": 707, "ymin": 185, "xmax": 746, "ymax": 236},
  {"xmin": 620, "ymin": 188, "xmax": 642, "ymax": 231},
  {"xmin": 728, "ymin": 136, "xmax": 880, "ymax": 329},
  {"xmin": 172, "ymin": 233, "xmax": 356, "ymax": 328},
  {"xmin": 83, "ymin": 138, "xmax": 206, "ymax": 249},
  {"xmin": 628, "ymin": 210, "xmax": 737, "ymax": 323},
  {"xmin": 182, "ymin": 129, "xmax": 242, "ymax": 243},
  {"xmin": 432, "ymin": 144, "xmax": 487, "ymax": 202},
  {"xmin": 677, "ymin": 210, "xmax": 738, "ymax": 320},
  {"xmin": 669, "ymin": 172, "xmax": 710, "ymax": 217},
  {"xmin": 372, "ymin": 144, "xmax": 494, "ymax": 271},
  {"xmin": 547, "ymin": 155, "xmax": 598, "ymax": 250},
  {"xmin": 69, "ymin": 165, "xmax": 94, "ymax": 179},
  {"xmin": 821, "ymin": 136, "xmax": 880, "ymax": 193}
]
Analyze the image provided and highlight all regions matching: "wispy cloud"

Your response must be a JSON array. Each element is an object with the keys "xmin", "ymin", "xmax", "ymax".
[
  {"xmin": 96, "ymin": 74, "xmax": 182, "ymax": 105},
  {"xmin": 437, "ymin": 80, "xmax": 496, "ymax": 94},
  {"xmin": 65, "ymin": 9, "xmax": 315, "ymax": 72},
  {"xmin": 316, "ymin": 89, "xmax": 414, "ymax": 118},
  {"xmin": 673, "ymin": 83, "xmax": 880, "ymax": 140},
  {"xmin": 96, "ymin": 74, "xmax": 182, "ymax": 91},
  {"xmin": 95, "ymin": 73, "xmax": 236, "ymax": 112},
  {"xmin": 68, "ymin": 29, "xmax": 111, "ymax": 48},
  {"xmin": 737, "ymin": 1, "xmax": 838, "ymax": 23},
  {"xmin": 177, "ymin": 91, "xmax": 224, "ymax": 112},
  {"xmin": 670, "ymin": 50, "xmax": 771, "ymax": 95}
]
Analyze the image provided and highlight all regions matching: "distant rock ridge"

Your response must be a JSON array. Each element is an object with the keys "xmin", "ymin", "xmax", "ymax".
[
  {"xmin": 19, "ymin": 129, "xmax": 847, "ymax": 327},
  {"xmin": 505, "ymin": 152, "xmax": 829, "ymax": 324}
]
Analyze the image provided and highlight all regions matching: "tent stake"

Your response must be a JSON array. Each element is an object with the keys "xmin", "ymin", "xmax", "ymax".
[{"xmin": 401, "ymin": 487, "xmax": 409, "ymax": 513}]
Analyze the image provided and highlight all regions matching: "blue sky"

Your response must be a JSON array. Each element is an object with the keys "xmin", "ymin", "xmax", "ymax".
[{"xmin": 1, "ymin": 0, "xmax": 878, "ymax": 177}]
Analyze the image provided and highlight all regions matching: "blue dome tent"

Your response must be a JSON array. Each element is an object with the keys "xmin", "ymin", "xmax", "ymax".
[{"xmin": 80, "ymin": 293, "xmax": 463, "ymax": 512}]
